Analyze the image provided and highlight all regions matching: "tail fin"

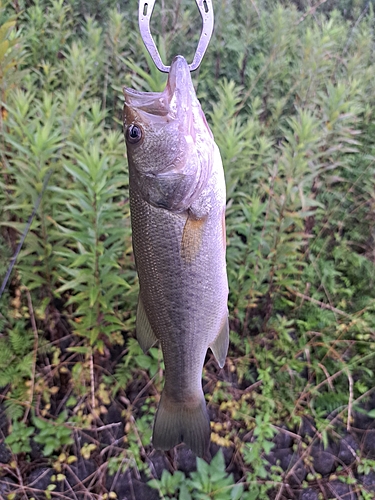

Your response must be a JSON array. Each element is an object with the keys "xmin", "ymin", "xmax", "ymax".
[{"xmin": 152, "ymin": 390, "xmax": 210, "ymax": 458}]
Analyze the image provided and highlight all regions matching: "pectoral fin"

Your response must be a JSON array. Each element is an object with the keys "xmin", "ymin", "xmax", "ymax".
[
  {"xmin": 210, "ymin": 316, "xmax": 229, "ymax": 368},
  {"xmin": 136, "ymin": 296, "xmax": 158, "ymax": 353},
  {"xmin": 181, "ymin": 212, "xmax": 206, "ymax": 264}
]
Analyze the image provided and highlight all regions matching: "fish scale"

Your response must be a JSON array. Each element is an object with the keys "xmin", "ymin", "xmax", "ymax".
[{"xmin": 123, "ymin": 55, "xmax": 229, "ymax": 457}]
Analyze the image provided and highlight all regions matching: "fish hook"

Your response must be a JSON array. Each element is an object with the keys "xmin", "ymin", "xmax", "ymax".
[{"xmin": 138, "ymin": 0, "xmax": 214, "ymax": 73}]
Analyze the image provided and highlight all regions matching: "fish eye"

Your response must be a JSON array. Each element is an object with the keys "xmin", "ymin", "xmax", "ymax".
[{"xmin": 126, "ymin": 124, "xmax": 143, "ymax": 144}]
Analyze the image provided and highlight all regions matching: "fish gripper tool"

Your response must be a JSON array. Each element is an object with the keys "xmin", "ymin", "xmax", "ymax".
[{"xmin": 138, "ymin": 0, "xmax": 214, "ymax": 73}]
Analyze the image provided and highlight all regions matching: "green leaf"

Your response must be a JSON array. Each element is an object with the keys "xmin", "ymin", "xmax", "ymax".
[
  {"xmin": 0, "ymin": 39, "xmax": 9, "ymax": 60},
  {"xmin": 179, "ymin": 484, "xmax": 192, "ymax": 500},
  {"xmin": 63, "ymin": 162, "xmax": 91, "ymax": 185},
  {"xmin": 89, "ymin": 286, "xmax": 100, "ymax": 307},
  {"xmin": 43, "ymin": 442, "xmax": 56, "ymax": 456},
  {"xmin": 231, "ymin": 484, "xmax": 244, "ymax": 500},
  {"xmin": 66, "ymin": 346, "xmax": 91, "ymax": 354}
]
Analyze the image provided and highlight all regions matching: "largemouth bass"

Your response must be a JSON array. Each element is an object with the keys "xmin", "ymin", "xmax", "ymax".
[{"xmin": 123, "ymin": 55, "xmax": 229, "ymax": 458}]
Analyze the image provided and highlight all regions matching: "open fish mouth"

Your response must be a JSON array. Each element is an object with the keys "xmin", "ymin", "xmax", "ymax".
[{"xmin": 123, "ymin": 56, "xmax": 195, "ymax": 135}]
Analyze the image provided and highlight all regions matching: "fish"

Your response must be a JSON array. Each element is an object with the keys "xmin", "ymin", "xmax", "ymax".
[{"xmin": 123, "ymin": 55, "xmax": 229, "ymax": 458}]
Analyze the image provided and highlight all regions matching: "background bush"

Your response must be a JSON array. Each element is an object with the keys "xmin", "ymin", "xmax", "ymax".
[{"xmin": 1, "ymin": 0, "xmax": 375, "ymax": 498}]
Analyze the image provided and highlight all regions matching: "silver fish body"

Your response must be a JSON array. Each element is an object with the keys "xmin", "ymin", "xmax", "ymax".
[{"xmin": 123, "ymin": 56, "xmax": 229, "ymax": 457}]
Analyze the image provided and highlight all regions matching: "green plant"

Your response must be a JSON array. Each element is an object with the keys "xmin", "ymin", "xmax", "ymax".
[
  {"xmin": 5, "ymin": 420, "xmax": 35, "ymax": 454},
  {"xmin": 149, "ymin": 450, "xmax": 244, "ymax": 500},
  {"xmin": 0, "ymin": 0, "xmax": 24, "ymax": 103},
  {"xmin": 241, "ymin": 414, "xmax": 281, "ymax": 500},
  {"xmin": 33, "ymin": 411, "xmax": 74, "ymax": 456},
  {"xmin": 0, "ymin": 316, "xmax": 35, "ymax": 419},
  {"xmin": 53, "ymin": 120, "xmax": 130, "ymax": 348},
  {"xmin": 1, "ymin": 0, "xmax": 375, "ymax": 496},
  {"xmin": 112, "ymin": 339, "xmax": 163, "ymax": 393}
]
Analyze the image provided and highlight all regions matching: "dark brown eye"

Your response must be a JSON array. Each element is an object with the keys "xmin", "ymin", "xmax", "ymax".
[{"xmin": 126, "ymin": 124, "xmax": 142, "ymax": 144}]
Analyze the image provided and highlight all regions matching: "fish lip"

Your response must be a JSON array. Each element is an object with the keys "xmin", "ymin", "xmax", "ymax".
[
  {"xmin": 167, "ymin": 55, "xmax": 192, "ymax": 94},
  {"xmin": 166, "ymin": 56, "xmax": 195, "ymax": 137}
]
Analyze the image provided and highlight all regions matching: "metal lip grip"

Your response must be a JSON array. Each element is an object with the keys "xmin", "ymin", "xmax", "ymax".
[{"xmin": 138, "ymin": 0, "xmax": 214, "ymax": 73}]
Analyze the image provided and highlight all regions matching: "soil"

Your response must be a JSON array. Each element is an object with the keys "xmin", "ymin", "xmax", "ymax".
[{"xmin": 1, "ymin": 395, "xmax": 375, "ymax": 499}]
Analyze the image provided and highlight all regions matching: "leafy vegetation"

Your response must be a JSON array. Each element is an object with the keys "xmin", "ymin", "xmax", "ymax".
[
  {"xmin": 149, "ymin": 449, "xmax": 245, "ymax": 500},
  {"xmin": 1, "ymin": 0, "xmax": 375, "ymax": 498}
]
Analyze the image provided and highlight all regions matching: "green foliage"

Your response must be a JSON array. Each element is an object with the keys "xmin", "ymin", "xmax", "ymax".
[
  {"xmin": 33, "ymin": 412, "xmax": 74, "ymax": 456},
  {"xmin": 1, "ymin": 0, "xmax": 375, "ymax": 496},
  {"xmin": 53, "ymin": 115, "xmax": 130, "ymax": 347},
  {"xmin": 242, "ymin": 414, "xmax": 281, "ymax": 499},
  {"xmin": 113, "ymin": 338, "xmax": 164, "ymax": 393},
  {"xmin": 0, "ymin": 0, "xmax": 24, "ymax": 101},
  {"xmin": 149, "ymin": 450, "xmax": 244, "ymax": 500},
  {"xmin": 189, "ymin": 451, "xmax": 243, "ymax": 500},
  {"xmin": 5, "ymin": 420, "xmax": 35, "ymax": 454},
  {"xmin": 0, "ymin": 317, "xmax": 35, "ymax": 419}
]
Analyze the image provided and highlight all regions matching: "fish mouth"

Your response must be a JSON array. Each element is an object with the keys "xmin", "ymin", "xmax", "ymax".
[
  {"xmin": 123, "ymin": 88, "xmax": 170, "ymax": 117},
  {"xmin": 123, "ymin": 56, "xmax": 195, "ymax": 130}
]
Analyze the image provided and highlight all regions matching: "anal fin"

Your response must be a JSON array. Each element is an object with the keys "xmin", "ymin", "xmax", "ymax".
[
  {"xmin": 210, "ymin": 316, "xmax": 229, "ymax": 368},
  {"xmin": 136, "ymin": 296, "xmax": 158, "ymax": 353}
]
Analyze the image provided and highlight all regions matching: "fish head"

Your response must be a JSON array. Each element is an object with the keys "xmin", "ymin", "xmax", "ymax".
[{"xmin": 123, "ymin": 56, "xmax": 213, "ymax": 211}]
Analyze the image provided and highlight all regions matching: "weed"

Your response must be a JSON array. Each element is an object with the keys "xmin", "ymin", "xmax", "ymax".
[{"xmin": 1, "ymin": 0, "xmax": 375, "ymax": 497}]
